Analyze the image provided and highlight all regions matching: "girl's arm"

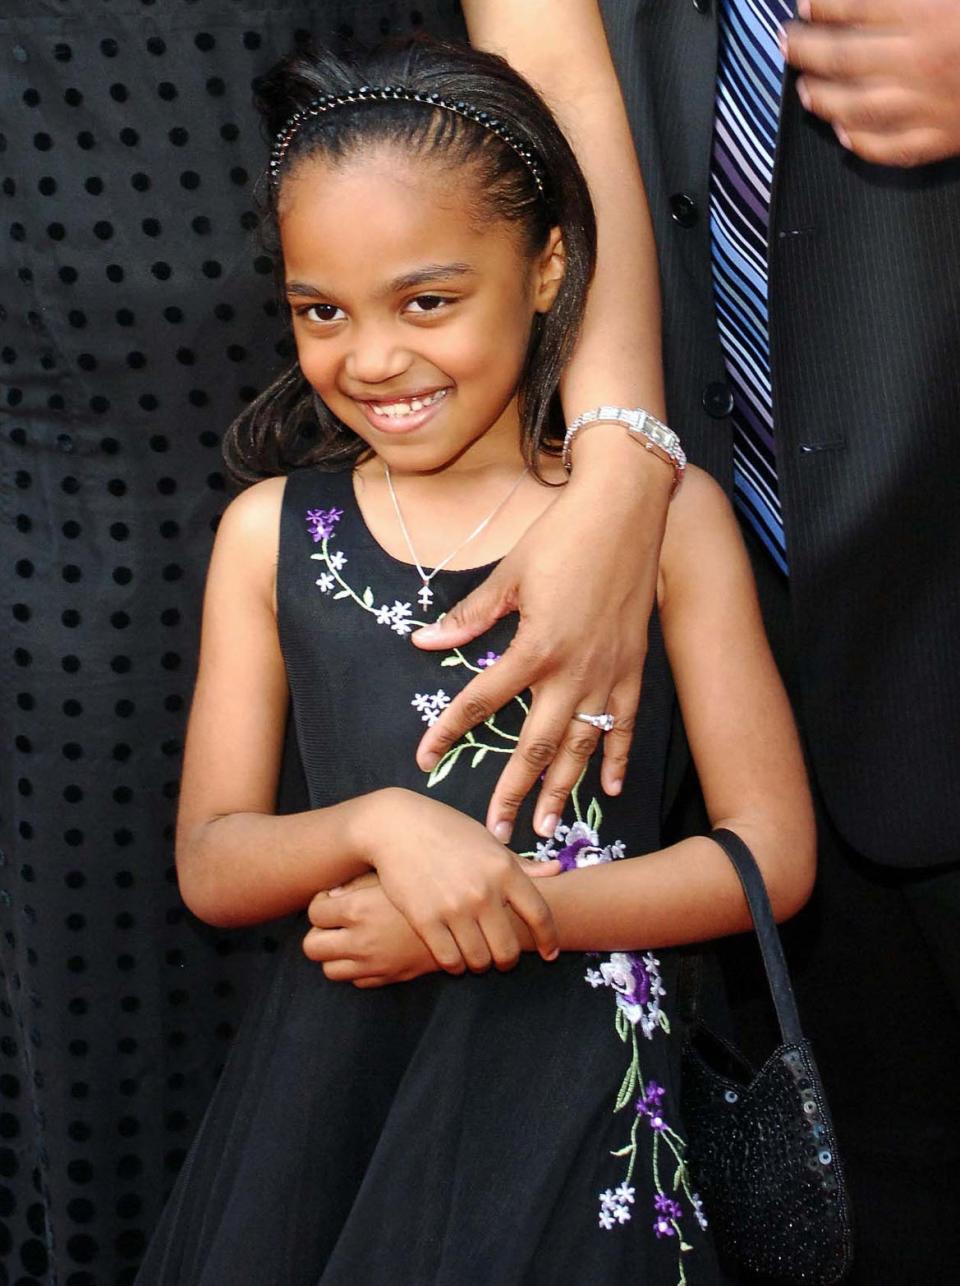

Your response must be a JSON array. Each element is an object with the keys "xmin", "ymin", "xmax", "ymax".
[
  {"xmin": 174, "ymin": 478, "xmax": 373, "ymax": 927},
  {"xmin": 177, "ymin": 479, "xmax": 559, "ymax": 968},
  {"xmin": 415, "ymin": 0, "xmax": 674, "ymax": 841},
  {"xmin": 305, "ymin": 470, "xmax": 815, "ymax": 979}
]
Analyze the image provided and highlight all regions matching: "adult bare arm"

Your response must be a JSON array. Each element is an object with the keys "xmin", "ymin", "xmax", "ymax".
[
  {"xmin": 414, "ymin": 0, "xmax": 674, "ymax": 843},
  {"xmin": 785, "ymin": 0, "xmax": 960, "ymax": 167}
]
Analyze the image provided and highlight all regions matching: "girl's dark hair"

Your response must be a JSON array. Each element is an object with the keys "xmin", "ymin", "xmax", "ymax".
[{"xmin": 223, "ymin": 36, "xmax": 596, "ymax": 485}]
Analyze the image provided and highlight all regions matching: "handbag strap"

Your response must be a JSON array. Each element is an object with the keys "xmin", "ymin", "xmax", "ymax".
[{"xmin": 708, "ymin": 828, "xmax": 805, "ymax": 1047}]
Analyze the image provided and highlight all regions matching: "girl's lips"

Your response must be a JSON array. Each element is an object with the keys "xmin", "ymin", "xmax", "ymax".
[{"xmin": 356, "ymin": 388, "xmax": 450, "ymax": 436}]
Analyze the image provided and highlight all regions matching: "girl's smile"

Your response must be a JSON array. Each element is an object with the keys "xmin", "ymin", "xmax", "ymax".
[{"xmin": 355, "ymin": 385, "xmax": 451, "ymax": 435}]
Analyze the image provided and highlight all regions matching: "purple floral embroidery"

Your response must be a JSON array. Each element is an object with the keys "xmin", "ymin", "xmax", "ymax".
[
  {"xmin": 636, "ymin": 1081, "xmax": 667, "ymax": 1130},
  {"xmin": 653, "ymin": 1193, "xmax": 684, "ymax": 1238},
  {"xmin": 476, "ymin": 650, "xmax": 501, "ymax": 668},
  {"xmin": 306, "ymin": 507, "xmax": 343, "ymax": 541},
  {"xmin": 554, "ymin": 835, "xmax": 594, "ymax": 871}
]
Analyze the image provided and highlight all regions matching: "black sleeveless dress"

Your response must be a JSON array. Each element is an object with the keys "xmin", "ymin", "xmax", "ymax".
[{"xmin": 134, "ymin": 466, "xmax": 721, "ymax": 1286}]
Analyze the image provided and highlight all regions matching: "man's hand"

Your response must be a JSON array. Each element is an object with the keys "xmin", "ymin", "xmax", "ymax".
[
  {"xmin": 785, "ymin": 0, "xmax": 960, "ymax": 167},
  {"xmin": 413, "ymin": 449, "xmax": 669, "ymax": 843}
]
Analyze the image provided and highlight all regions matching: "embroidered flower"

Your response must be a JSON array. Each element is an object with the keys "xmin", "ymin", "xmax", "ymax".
[
  {"xmin": 315, "ymin": 573, "xmax": 335, "ymax": 594},
  {"xmin": 598, "ymin": 1187, "xmax": 634, "ymax": 1230},
  {"xmin": 327, "ymin": 549, "xmax": 347, "ymax": 572},
  {"xmin": 653, "ymin": 1193, "xmax": 683, "ymax": 1237},
  {"xmin": 412, "ymin": 690, "xmax": 451, "ymax": 726},
  {"xmin": 690, "ymin": 1191, "xmax": 709, "ymax": 1230},
  {"xmin": 375, "ymin": 600, "xmax": 414, "ymax": 635},
  {"xmin": 305, "ymin": 507, "xmax": 343, "ymax": 541},
  {"xmin": 476, "ymin": 650, "xmax": 501, "ymax": 668}
]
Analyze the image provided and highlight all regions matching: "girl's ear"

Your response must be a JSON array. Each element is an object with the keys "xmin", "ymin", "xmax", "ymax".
[{"xmin": 533, "ymin": 227, "xmax": 566, "ymax": 314}]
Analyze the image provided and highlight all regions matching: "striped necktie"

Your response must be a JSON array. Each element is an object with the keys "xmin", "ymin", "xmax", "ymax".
[{"xmin": 710, "ymin": 0, "xmax": 793, "ymax": 574}]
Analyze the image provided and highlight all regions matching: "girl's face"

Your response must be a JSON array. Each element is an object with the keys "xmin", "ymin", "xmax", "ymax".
[{"xmin": 280, "ymin": 146, "xmax": 564, "ymax": 475}]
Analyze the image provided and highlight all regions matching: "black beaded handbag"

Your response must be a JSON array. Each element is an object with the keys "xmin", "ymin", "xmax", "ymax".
[{"xmin": 679, "ymin": 829, "xmax": 854, "ymax": 1285}]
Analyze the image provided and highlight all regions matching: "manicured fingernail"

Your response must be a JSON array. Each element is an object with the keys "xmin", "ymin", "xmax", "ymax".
[
  {"xmin": 777, "ymin": 27, "xmax": 788, "ymax": 56},
  {"xmin": 412, "ymin": 624, "xmax": 441, "ymax": 641},
  {"xmin": 538, "ymin": 813, "xmax": 560, "ymax": 839},
  {"xmin": 420, "ymin": 752, "xmax": 439, "ymax": 771},
  {"xmin": 608, "ymin": 779, "xmax": 623, "ymax": 797},
  {"xmin": 544, "ymin": 948, "xmax": 560, "ymax": 962},
  {"xmin": 328, "ymin": 886, "xmax": 343, "ymax": 898},
  {"xmin": 493, "ymin": 820, "xmax": 512, "ymax": 843},
  {"xmin": 796, "ymin": 77, "xmax": 811, "ymax": 111},
  {"xmin": 834, "ymin": 124, "xmax": 852, "ymax": 149},
  {"xmin": 797, "ymin": 0, "xmax": 811, "ymax": 19}
]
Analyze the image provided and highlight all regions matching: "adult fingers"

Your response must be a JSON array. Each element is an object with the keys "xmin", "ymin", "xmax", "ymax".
[
  {"xmin": 800, "ymin": 0, "xmax": 902, "ymax": 25},
  {"xmin": 838, "ymin": 123, "xmax": 951, "ymax": 166},
  {"xmin": 416, "ymin": 634, "xmax": 548, "ymax": 775},
  {"xmin": 529, "ymin": 697, "xmax": 608, "ymax": 837},
  {"xmin": 353, "ymin": 976, "xmax": 389, "ymax": 989},
  {"xmin": 785, "ymin": 24, "xmax": 905, "ymax": 81},
  {"xmin": 599, "ymin": 678, "xmax": 641, "ymax": 797},
  {"xmin": 410, "ymin": 563, "xmax": 515, "ymax": 651},
  {"xmin": 504, "ymin": 872, "xmax": 559, "ymax": 962},
  {"xmin": 796, "ymin": 76, "xmax": 917, "ymax": 134}
]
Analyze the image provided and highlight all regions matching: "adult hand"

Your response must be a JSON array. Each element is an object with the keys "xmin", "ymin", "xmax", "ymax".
[
  {"xmin": 785, "ymin": 0, "xmax": 960, "ymax": 167},
  {"xmin": 412, "ymin": 454, "xmax": 669, "ymax": 842},
  {"xmin": 302, "ymin": 863, "xmax": 555, "ymax": 986},
  {"xmin": 356, "ymin": 789, "xmax": 560, "ymax": 975}
]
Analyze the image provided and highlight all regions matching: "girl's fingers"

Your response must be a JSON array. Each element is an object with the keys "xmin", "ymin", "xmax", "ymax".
[
  {"xmin": 302, "ymin": 926, "xmax": 349, "ymax": 961},
  {"xmin": 530, "ymin": 693, "xmax": 610, "ymax": 835},
  {"xmin": 504, "ymin": 873, "xmax": 559, "ymax": 962},
  {"xmin": 447, "ymin": 917, "xmax": 494, "ymax": 973},
  {"xmin": 353, "ymin": 976, "xmax": 389, "ymax": 989},
  {"xmin": 476, "ymin": 909, "xmax": 522, "ymax": 972},
  {"xmin": 419, "ymin": 921, "xmax": 467, "ymax": 975},
  {"xmin": 521, "ymin": 858, "xmax": 561, "ymax": 879}
]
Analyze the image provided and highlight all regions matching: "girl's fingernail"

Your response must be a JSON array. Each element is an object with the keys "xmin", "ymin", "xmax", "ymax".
[
  {"xmin": 538, "ymin": 813, "xmax": 560, "ymax": 838},
  {"xmin": 834, "ymin": 124, "xmax": 852, "ymax": 149},
  {"xmin": 493, "ymin": 820, "xmax": 512, "ymax": 843}
]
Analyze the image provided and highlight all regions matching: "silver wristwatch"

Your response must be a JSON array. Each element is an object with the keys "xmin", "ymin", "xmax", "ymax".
[{"xmin": 562, "ymin": 405, "xmax": 687, "ymax": 491}]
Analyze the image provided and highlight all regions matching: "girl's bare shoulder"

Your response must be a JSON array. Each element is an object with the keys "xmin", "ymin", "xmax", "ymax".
[{"xmin": 209, "ymin": 475, "xmax": 288, "ymax": 604}]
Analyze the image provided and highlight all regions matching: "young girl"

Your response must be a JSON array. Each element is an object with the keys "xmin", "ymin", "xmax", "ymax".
[{"xmin": 136, "ymin": 37, "xmax": 814, "ymax": 1286}]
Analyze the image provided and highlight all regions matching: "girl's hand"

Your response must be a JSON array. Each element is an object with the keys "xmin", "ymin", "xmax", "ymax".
[
  {"xmin": 303, "ymin": 874, "xmax": 438, "ymax": 987},
  {"xmin": 303, "ymin": 863, "xmax": 555, "ymax": 986},
  {"xmin": 356, "ymin": 789, "xmax": 561, "ymax": 975},
  {"xmin": 412, "ymin": 445, "xmax": 670, "ymax": 842}
]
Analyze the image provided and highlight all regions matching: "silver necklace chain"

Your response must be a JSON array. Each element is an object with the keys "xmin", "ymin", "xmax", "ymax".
[{"xmin": 383, "ymin": 461, "xmax": 530, "ymax": 609}]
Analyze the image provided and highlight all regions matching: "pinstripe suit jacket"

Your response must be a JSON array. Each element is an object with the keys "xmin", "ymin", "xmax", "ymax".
[{"xmin": 600, "ymin": 0, "xmax": 960, "ymax": 867}]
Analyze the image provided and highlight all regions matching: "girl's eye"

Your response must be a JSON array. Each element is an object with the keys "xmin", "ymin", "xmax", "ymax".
[
  {"xmin": 302, "ymin": 303, "xmax": 346, "ymax": 324},
  {"xmin": 405, "ymin": 295, "xmax": 450, "ymax": 314}
]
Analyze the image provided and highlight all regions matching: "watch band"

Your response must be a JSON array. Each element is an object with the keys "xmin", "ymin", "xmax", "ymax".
[{"xmin": 562, "ymin": 405, "xmax": 687, "ymax": 491}]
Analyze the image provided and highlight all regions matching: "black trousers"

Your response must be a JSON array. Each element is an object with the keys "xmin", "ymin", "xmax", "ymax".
[{"xmin": 669, "ymin": 528, "xmax": 960, "ymax": 1286}]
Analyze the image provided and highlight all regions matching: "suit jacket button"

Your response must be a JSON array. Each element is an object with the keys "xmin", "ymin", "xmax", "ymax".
[
  {"xmin": 692, "ymin": 0, "xmax": 711, "ymax": 12},
  {"xmin": 703, "ymin": 381, "xmax": 734, "ymax": 418},
  {"xmin": 670, "ymin": 193, "xmax": 699, "ymax": 227}
]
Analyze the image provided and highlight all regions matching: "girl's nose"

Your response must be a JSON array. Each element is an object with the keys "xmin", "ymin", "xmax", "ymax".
[{"xmin": 344, "ymin": 325, "xmax": 411, "ymax": 386}]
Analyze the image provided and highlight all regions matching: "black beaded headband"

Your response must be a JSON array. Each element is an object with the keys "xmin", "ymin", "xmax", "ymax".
[{"xmin": 269, "ymin": 85, "xmax": 547, "ymax": 197}]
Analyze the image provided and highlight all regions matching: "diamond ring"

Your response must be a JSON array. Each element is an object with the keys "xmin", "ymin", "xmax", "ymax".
[{"xmin": 573, "ymin": 711, "xmax": 615, "ymax": 733}]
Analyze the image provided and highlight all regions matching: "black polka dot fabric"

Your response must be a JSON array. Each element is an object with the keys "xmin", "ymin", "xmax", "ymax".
[{"xmin": 0, "ymin": 4, "xmax": 465, "ymax": 1283}]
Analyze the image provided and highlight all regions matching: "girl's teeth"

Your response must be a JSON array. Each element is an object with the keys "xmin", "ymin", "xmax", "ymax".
[{"xmin": 373, "ymin": 389, "xmax": 447, "ymax": 418}]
